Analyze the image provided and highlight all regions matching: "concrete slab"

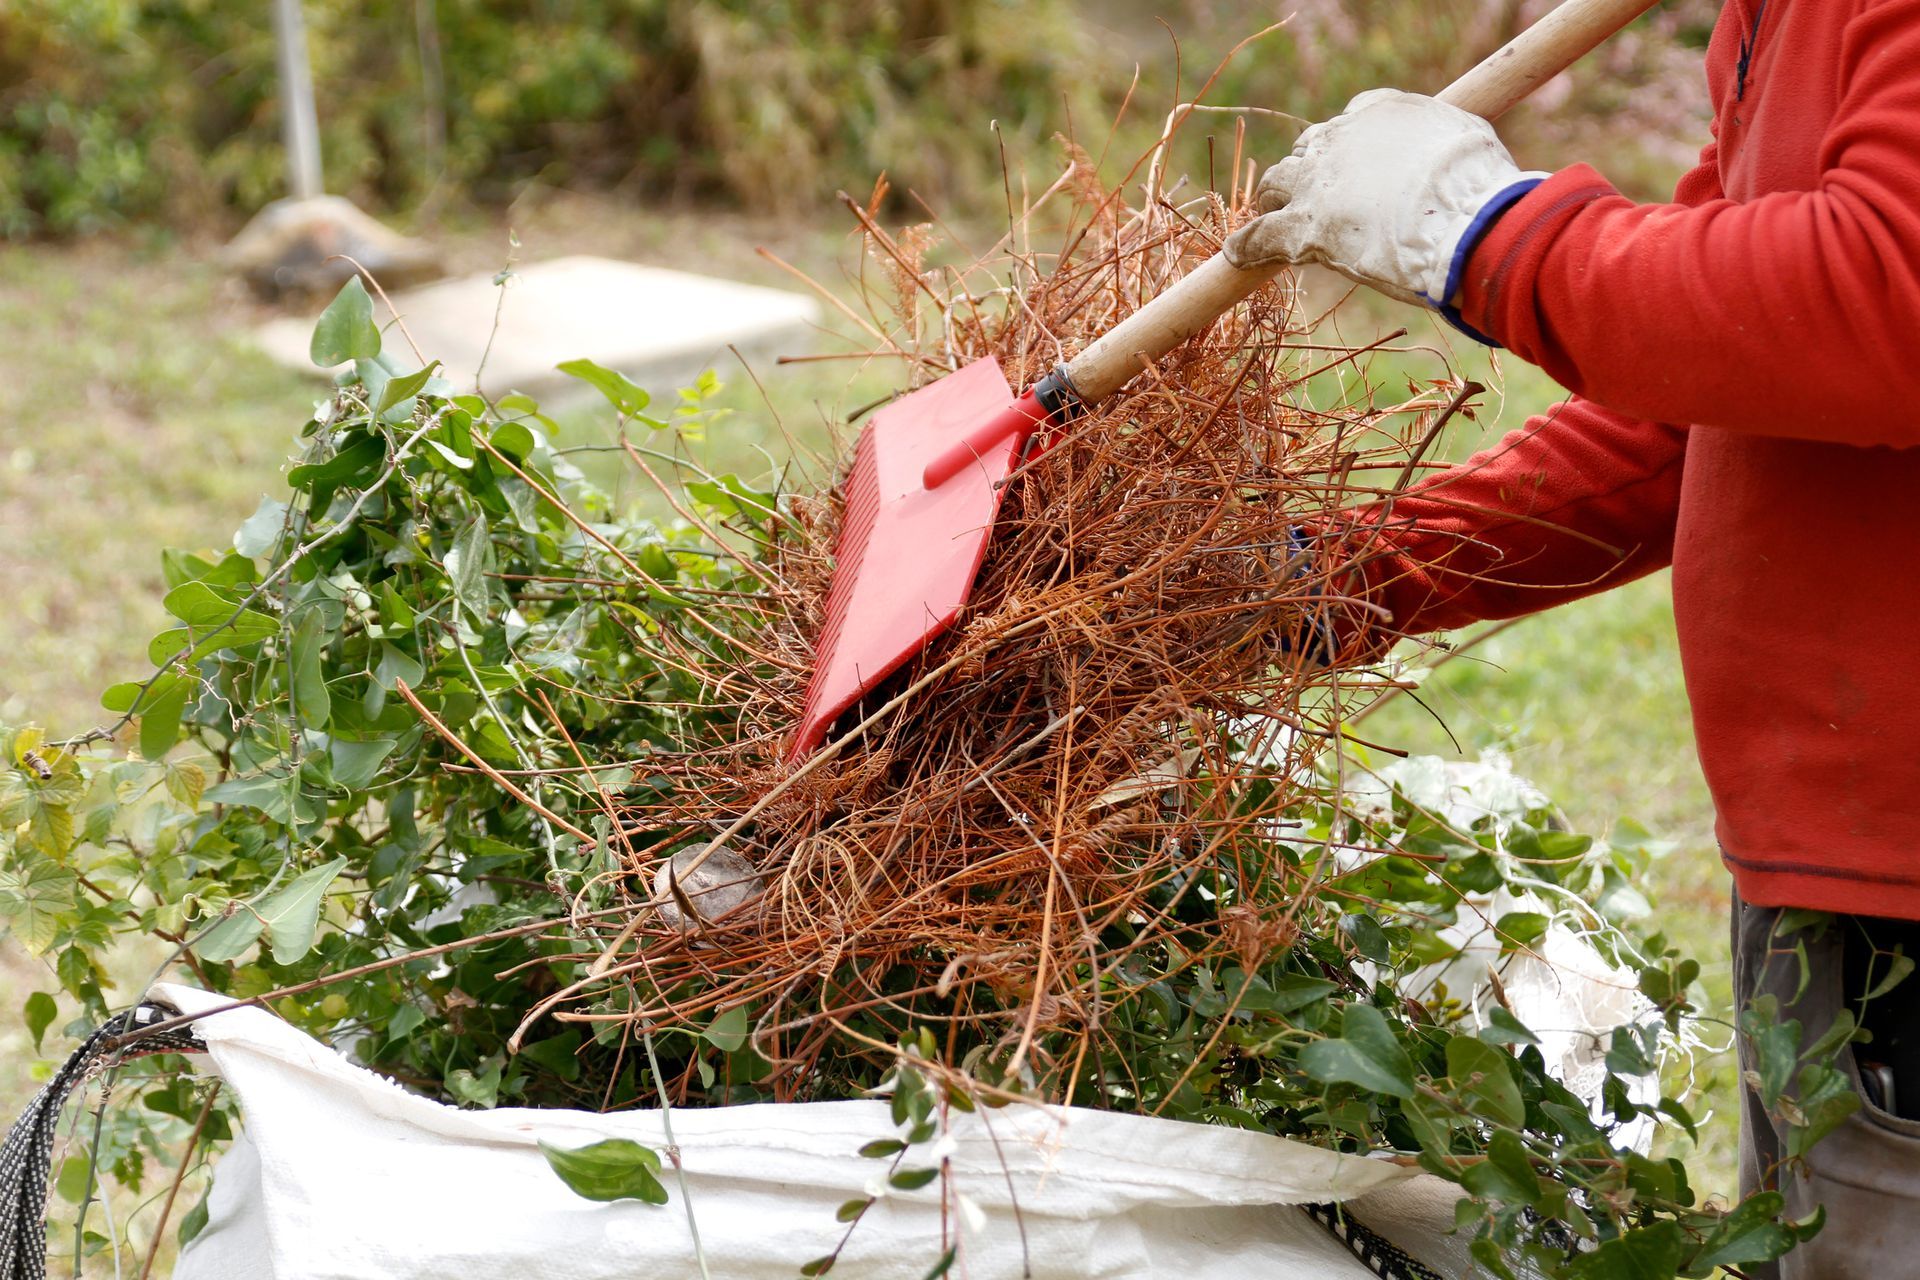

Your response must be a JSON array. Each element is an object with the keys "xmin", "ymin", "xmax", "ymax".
[{"xmin": 254, "ymin": 254, "xmax": 822, "ymax": 400}]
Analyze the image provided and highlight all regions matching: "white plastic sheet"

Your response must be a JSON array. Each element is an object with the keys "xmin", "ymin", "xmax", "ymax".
[{"xmin": 157, "ymin": 984, "xmax": 1474, "ymax": 1280}]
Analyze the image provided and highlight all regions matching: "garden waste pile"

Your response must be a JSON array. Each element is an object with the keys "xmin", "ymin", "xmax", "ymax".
[{"xmin": 0, "ymin": 127, "xmax": 1817, "ymax": 1280}]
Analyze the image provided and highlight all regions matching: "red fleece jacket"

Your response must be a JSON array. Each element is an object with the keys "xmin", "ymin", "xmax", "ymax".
[{"xmin": 1357, "ymin": 0, "xmax": 1920, "ymax": 916}]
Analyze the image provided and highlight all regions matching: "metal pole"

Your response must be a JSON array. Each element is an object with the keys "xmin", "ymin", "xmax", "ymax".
[{"xmin": 270, "ymin": 0, "xmax": 325, "ymax": 200}]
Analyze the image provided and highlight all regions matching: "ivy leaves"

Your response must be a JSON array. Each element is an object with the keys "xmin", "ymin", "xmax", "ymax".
[
  {"xmin": 1445, "ymin": 1035, "xmax": 1525, "ymax": 1129},
  {"xmin": 1299, "ymin": 1003, "xmax": 1415, "ymax": 1098},
  {"xmin": 288, "ymin": 609, "xmax": 333, "ymax": 729},
  {"xmin": 445, "ymin": 514, "xmax": 494, "ymax": 622},
  {"xmin": 310, "ymin": 276, "xmax": 380, "ymax": 366},
  {"xmin": 193, "ymin": 857, "xmax": 348, "ymax": 965},
  {"xmin": 557, "ymin": 357, "xmax": 655, "ymax": 421},
  {"xmin": 539, "ymin": 1138, "xmax": 669, "ymax": 1205}
]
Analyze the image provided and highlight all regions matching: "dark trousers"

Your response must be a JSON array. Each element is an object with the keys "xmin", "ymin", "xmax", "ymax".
[{"xmin": 1733, "ymin": 891, "xmax": 1920, "ymax": 1278}]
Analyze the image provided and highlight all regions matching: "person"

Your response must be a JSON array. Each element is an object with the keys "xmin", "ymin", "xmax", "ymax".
[{"xmin": 1224, "ymin": 3, "xmax": 1920, "ymax": 1276}]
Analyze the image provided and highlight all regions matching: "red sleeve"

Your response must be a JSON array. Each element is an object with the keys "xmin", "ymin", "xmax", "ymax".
[
  {"xmin": 1334, "ymin": 139, "xmax": 1723, "ymax": 641},
  {"xmin": 1346, "ymin": 401, "xmax": 1686, "ymax": 641},
  {"xmin": 1457, "ymin": 2, "xmax": 1920, "ymax": 446}
]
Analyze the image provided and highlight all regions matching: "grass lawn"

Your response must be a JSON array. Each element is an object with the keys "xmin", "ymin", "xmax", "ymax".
[{"xmin": 0, "ymin": 200, "xmax": 1737, "ymax": 1247}]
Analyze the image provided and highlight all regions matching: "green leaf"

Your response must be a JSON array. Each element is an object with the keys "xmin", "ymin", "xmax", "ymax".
[
  {"xmin": 539, "ymin": 1138, "xmax": 669, "ymax": 1204},
  {"xmin": 102, "ymin": 673, "xmax": 190, "ymax": 717},
  {"xmin": 445, "ymin": 1061, "xmax": 502, "ymax": 1109},
  {"xmin": 921, "ymin": 1246, "xmax": 958, "ymax": 1279},
  {"xmin": 1298, "ymin": 1003, "xmax": 1416, "ymax": 1098},
  {"xmin": 890, "ymin": 1066, "xmax": 925, "ymax": 1126},
  {"xmin": 1494, "ymin": 911, "xmax": 1550, "ymax": 954},
  {"xmin": 1740, "ymin": 999, "xmax": 1799, "ymax": 1108},
  {"xmin": 310, "ymin": 277, "xmax": 381, "ymax": 366},
  {"xmin": 1801, "ymin": 1007, "xmax": 1858, "ymax": 1066},
  {"xmin": 446, "ymin": 514, "xmax": 494, "ymax": 622},
  {"xmin": 257, "ymin": 856, "xmax": 349, "ymax": 964},
  {"xmin": 889, "ymin": 1167, "xmax": 940, "ymax": 1191},
  {"xmin": 1508, "ymin": 825, "xmax": 1593, "ymax": 864},
  {"xmin": 1863, "ymin": 952, "xmax": 1916, "ymax": 1003},
  {"xmin": 234, "ymin": 496, "xmax": 289, "ymax": 558},
  {"xmin": 1403, "ymin": 1092, "xmax": 1459, "ymax": 1158},
  {"xmin": 1339, "ymin": 912, "xmax": 1390, "ymax": 964},
  {"xmin": 161, "ymin": 548, "xmax": 255, "ymax": 592},
  {"xmin": 196, "ymin": 854, "xmax": 345, "ymax": 964},
  {"xmin": 800, "ymin": 1258, "xmax": 835, "ymax": 1277},
  {"xmin": 1459, "ymin": 1130, "xmax": 1541, "ymax": 1208},
  {"xmin": 703, "ymin": 1006, "xmax": 750, "ymax": 1053},
  {"xmin": 165, "ymin": 760, "xmax": 207, "ymax": 808},
  {"xmin": 143, "ymin": 1079, "xmax": 201, "ymax": 1121},
  {"xmin": 329, "ymin": 737, "xmax": 396, "ymax": 789},
  {"xmin": 1567, "ymin": 1220, "xmax": 1684, "ymax": 1278},
  {"xmin": 138, "ymin": 677, "xmax": 191, "ymax": 761},
  {"xmin": 686, "ymin": 474, "xmax": 777, "ymax": 526},
  {"xmin": 1478, "ymin": 1007, "xmax": 1539, "ymax": 1046},
  {"xmin": 24, "ymin": 991, "xmax": 56, "ymax": 1051},
  {"xmin": 192, "ymin": 903, "xmax": 265, "ymax": 963},
  {"xmin": 556, "ymin": 358, "xmax": 650, "ymax": 417},
  {"xmin": 1656, "ymin": 1096, "xmax": 1700, "ymax": 1143},
  {"xmin": 1266, "ymin": 974, "xmax": 1339, "ymax": 1015},
  {"xmin": 373, "ymin": 642, "xmax": 424, "ymax": 692},
  {"xmin": 387, "ymin": 1003, "xmax": 426, "ymax": 1040},
  {"xmin": 1446, "ymin": 1034, "xmax": 1524, "ymax": 1129},
  {"xmin": 1787, "ymin": 1062, "xmax": 1861, "ymax": 1158},
  {"xmin": 379, "ymin": 582, "xmax": 416, "ymax": 630},
  {"xmin": 288, "ymin": 435, "xmax": 387, "ymax": 513},
  {"xmin": 54, "ymin": 1155, "xmax": 93, "ymax": 1205},
  {"xmin": 177, "ymin": 1194, "xmax": 210, "ymax": 1246},
  {"xmin": 25, "ymin": 794, "xmax": 75, "ymax": 858},
  {"xmin": 424, "ymin": 438, "xmax": 473, "ymax": 471},
  {"xmin": 835, "ymin": 1197, "xmax": 870, "ymax": 1223},
  {"xmin": 1605, "ymin": 1024, "xmax": 1656, "ymax": 1079},
  {"xmin": 376, "ymin": 360, "xmax": 441, "ymax": 416},
  {"xmin": 490, "ymin": 421, "xmax": 536, "ymax": 461},
  {"xmin": 0, "ymin": 857, "xmax": 78, "ymax": 953},
  {"xmin": 289, "ymin": 609, "xmax": 332, "ymax": 729},
  {"xmin": 203, "ymin": 773, "xmax": 296, "ymax": 823},
  {"xmin": 162, "ymin": 581, "xmax": 255, "ymax": 631},
  {"xmin": 356, "ymin": 355, "xmax": 394, "ymax": 413},
  {"xmin": 520, "ymin": 1030, "xmax": 583, "ymax": 1082},
  {"xmin": 0, "ymin": 752, "xmax": 81, "ymax": 859},
  {"xmin": 1690, "ymin": 1191, "xmax": 1795, "ymax": 1270},
  {"xmin": 858, "ymin": 1139, "xmax": 907, "ymax": 1158}
]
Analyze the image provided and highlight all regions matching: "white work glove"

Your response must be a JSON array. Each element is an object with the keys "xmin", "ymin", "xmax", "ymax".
[{"xmin": 1224, "ymin": 88, "xmax": 1548, "ymax": 313}]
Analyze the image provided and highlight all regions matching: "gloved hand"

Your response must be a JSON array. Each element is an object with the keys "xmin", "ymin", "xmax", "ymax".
[{"xmin": 1223, "ymin": 88, "xmax": 1548, "ymax": 314}]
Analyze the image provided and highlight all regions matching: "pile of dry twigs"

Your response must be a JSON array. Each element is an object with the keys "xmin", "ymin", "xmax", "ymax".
[{"xmin": 523, "ymin": 133, "xmax": 1479, "ymax": 1101}]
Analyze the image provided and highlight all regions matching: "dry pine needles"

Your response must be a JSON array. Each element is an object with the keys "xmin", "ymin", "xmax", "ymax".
[{"xmin": 523, "ymin": 137, "xmax": 1478, "ymax": 1105}]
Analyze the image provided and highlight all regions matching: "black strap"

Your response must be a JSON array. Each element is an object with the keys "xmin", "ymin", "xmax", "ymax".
[
  {"xmin": 0, "ymin": 1003, "xmax": 203, "ymax": 1280},
  {"xmin": 1305, "ymin": 1201, "xmax": 1447, "ymax": 1280}
]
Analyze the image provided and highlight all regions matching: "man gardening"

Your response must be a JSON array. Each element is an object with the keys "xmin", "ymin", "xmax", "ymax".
[{"xmin": 1226, "ymin": 2, "xmax": 1920, "ymax": 1274}]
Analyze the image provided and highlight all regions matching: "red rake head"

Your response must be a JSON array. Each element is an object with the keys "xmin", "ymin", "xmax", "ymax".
[{"xmin": 789, "ymin": 358, "xmax": 1047, "ymax": 759}]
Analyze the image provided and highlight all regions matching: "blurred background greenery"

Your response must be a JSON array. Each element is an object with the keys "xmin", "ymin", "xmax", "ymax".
[
  {"xmin": 1, "ymin": 0, "xmax": 1713, "ymax": 237},
  {"xmin": 2, "ymin": 0, "xmax": 1735, "ymax": 1215}
]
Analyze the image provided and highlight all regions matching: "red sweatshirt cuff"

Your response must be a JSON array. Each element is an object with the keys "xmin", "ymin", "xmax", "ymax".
[{"xmin": 1456, "ymin": 164, "xmax": 1623, "ymax": 352}]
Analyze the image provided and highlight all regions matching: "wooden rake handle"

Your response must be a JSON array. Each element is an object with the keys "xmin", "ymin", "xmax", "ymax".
[{"xmin": 1058, "ymin": 0, "xmax": 1661, "ymax": 404}]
